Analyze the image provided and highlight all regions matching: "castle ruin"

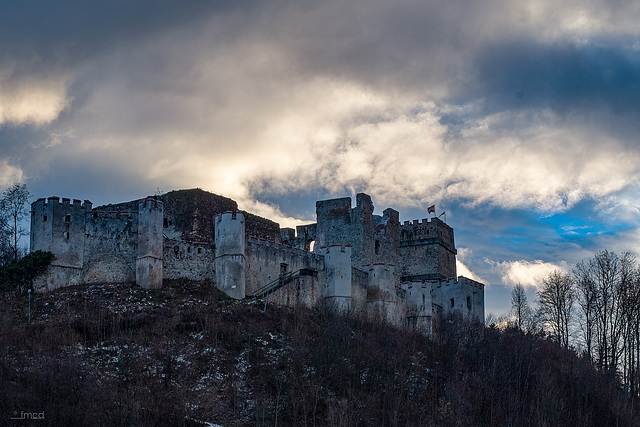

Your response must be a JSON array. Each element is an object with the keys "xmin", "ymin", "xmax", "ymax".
[{"xmin": 30, "ymin": 189, "xmax": 484, "ymax": 331}]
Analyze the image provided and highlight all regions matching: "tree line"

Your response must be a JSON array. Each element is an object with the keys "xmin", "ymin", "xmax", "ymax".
[{"xmin": 509, "ymin": 250, "xmax": 640, "ymax": 397}]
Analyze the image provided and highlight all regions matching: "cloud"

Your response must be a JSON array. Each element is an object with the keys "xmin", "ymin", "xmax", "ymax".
[
  {"xmin": 456, "ymin": 248, "xmax": 484, "ymax": 282},
  {"xmin": 2, "ymin": 0, "xmax": 638, "ymax": 217},
  {"xmin": 0, "ymin": 72, "xmax": 70, "ymax": 126},
  {"xmin": 488, "ymin": 259, "xmax": 569, "ymax": 288},
  {"xmin": 0, "ymin": 159, "xmax": 24, "ymax": 188}
]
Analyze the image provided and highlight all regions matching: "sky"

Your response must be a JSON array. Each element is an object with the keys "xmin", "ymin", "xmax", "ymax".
[{"xmin": 2, "ymin": 0, "xmax": 640, "ymax": 316}]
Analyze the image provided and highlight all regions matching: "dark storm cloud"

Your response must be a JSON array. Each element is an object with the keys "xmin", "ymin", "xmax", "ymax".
[
  {"xmin": 0, "ymin": 1, "xmax": 226, "ymax": 59},
  {"xmin": 446, "ymin": 39, "xmax": 640, "ymax": 136}
]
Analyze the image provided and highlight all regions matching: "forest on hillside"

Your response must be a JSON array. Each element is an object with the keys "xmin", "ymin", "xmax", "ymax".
[
  {"xmin": 506, "ymin": 249, "xmax": 640, "ymax": 402},
  {"xmin": 0, "ymin": 279, "xmax": 638, "ymax": 426}
]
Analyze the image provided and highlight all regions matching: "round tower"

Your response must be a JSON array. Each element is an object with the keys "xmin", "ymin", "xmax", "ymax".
[
  {"xmin": 214, "ymin": 212, "xmax": 246, "ymax": 299},
  {"xmin": 323, "ymin": 244, "xmax": 352, "ymax": 312},
  {"xmin": 136, "ymin": 197, "xmax": 164, "ymax": 289}
]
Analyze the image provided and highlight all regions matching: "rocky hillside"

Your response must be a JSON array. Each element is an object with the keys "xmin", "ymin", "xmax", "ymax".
[{"xmin": 0, "ymin": 281, "xmax": 638, "ymax": 426}]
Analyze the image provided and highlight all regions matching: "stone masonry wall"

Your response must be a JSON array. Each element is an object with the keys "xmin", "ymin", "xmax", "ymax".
[
  {"xmin": 399, "ymin": 217, "xmax": 456, "ymax": 280},
  {"xmin": 163, "ymin": 240, "xmax": 215, "ymax": 281},
  {"xmin": 245, "ymin": 237, "xmax": 324, "ymax": 304},
  {"xmin": 83, "ymin": 210, "xmax": 137, "ymax": 284}
]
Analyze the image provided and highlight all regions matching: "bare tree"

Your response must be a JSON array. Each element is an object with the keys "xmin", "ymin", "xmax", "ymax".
[
  {"xmin": 573, "ymin": 261, "xmax": 597, "ymax": 362},
  {"xmin": 537, "ymin": 270, "xmax": 576, "ymax": 348},
  {"xmin": 0, "ymin": 183, "xmax": 30, "ymax": 262},
  {"xmin": 511, "ymin": 283, "xmax": 531, "ymax": 331}
]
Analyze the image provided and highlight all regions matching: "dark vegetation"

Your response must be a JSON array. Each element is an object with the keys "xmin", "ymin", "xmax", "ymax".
[
  {"xmin": 1, "ymin": 280, "xmax": 638, "ymax": 426},
  {"xmin": 0, "ymin": 250, "xmax": 54, "ymax": 292},
  {"xmin": 511, "ymin": 250, "xmax": 640, "ymax": 400}
]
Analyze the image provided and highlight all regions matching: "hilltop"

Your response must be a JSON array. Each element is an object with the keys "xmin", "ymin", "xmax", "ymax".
[{"xmin": 0, "ymin": 280, "xmax": 637, "ymax": 426}]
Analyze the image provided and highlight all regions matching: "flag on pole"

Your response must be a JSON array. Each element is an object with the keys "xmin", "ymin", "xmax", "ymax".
[
  {"xmin": 438, "ymin": 211, "xmax": 446, "ymax": 222},
  {"xmin": 427, "ymin": 204, "xmax": 436, "ymax": 215}
]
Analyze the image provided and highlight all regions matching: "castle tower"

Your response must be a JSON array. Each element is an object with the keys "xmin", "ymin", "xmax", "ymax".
[
  {"xmin": 214, "ymin": 212, "xmax": 246, "ymax": 299},
  {"xmin": 30, "ymin": 197, "xmax": 91, "ymax": 268},
  {"xmin": 30, "ymin": 197, "xmax": 92, "ymax": 290},
  {"xmin": 399, "ymin": 217, "xmax": 457, "ymax": 281},
  {"xmin": 431, "ymin": 277, "xmax": 485, "ymax": 322},
  {"xmin": 136, "ymin": 198, "xmax": 164, "ymax": 289},
  {"xmin": 323, "ymin": 244, "xmax": 352, "ymax": 312}
]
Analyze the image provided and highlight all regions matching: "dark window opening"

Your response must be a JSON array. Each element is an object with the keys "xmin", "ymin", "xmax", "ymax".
[
  {"xmin": 280, "ymin": 263, "xmax": 288, "ymax": 275},
  {"xmin": 197, "ymin": 247, "xmax": 202, "ymax": 254},
  {"xmin": 93, "ymin": 212, "xmax": 98, "ymax": 219},
  {"xmin": 64, "ymin": 232, "xmax": 69, "ymax": 239},
  {"xmin": 374, "ymin": 240, "xmax": 380, "ymax": 255},
  {"xmin": 43, "ymin": 215, "xmax": 47, "ymax": 222},
  {"xmin": 65, "ymin": 214, "xmax": 71, "ymax": 222},
  {"xmin": 467, "ymin": 296, "xmax": 472, "ymax": 310},
  {"xmin": 163, "ymin": 218, "xmax": 168, "ymax": 228},
  {"xmin": 450, "ymin": 298, "xmax": 454, "ymax": 308},
  {"xmin": 187, "ymin": 246, "xmax": 191, "ymax": 253}
]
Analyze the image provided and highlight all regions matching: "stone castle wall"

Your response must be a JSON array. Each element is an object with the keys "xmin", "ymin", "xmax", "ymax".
[
  {"xmin": 245, "ymin": 236, "xmax": 324, "ymax": 304},
  {"xmin": 30, "ymin": 189, "xmax": 485, "ymax": 328}
]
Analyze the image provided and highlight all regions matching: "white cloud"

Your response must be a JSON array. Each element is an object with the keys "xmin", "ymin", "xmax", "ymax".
[
  {"xmin": 456, "ymin": 248, "xmax": 484, "ymax": 282},
  {"xmin": 0, "ymin": 68, "xmax": 70, "ymax": 125},
  {"xmin": 0, "ymin": 159, "xmax": 24, "ymax": 188},
  {"xmin": 8, "ymin": 0, "xmax": 640, "ymax": 228},
  {"xmin": 488, "ymin": 258, "xmax": 569, "ymax": 288}
]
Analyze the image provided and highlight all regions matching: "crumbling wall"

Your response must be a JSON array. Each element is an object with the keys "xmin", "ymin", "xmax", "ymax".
[{"xmin": 159, "ymin": 188, "xmax": 237, "ymax": 243}]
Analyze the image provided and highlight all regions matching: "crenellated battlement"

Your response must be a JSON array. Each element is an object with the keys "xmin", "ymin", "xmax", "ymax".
[
  {"xmin": 400, "ymin": 216, "xmax": 452, "ymax": 237},
  {"xmin": 399, "ymin": 215, "xmax": 455, "ymax": 257},
  {"xmin": 33, "ymin": 197, "xmax": 93, "ymax": 211},
  {"xmin": 437, "ymin": 276, "xmax": 485, "ymax": 289}
]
